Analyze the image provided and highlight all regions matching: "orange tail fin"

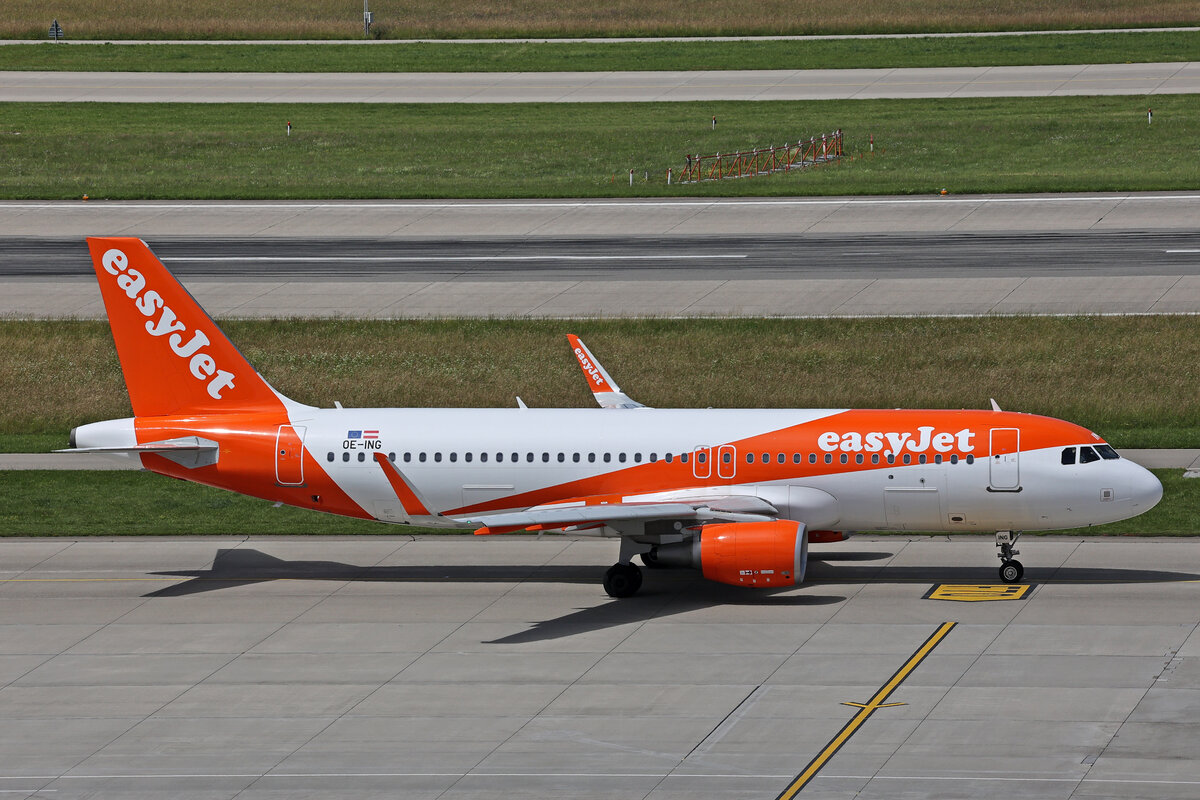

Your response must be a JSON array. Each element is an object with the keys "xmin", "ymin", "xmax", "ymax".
[{"xmin": 86, "ymin": 237, "xmax": 283, "ymax": 417}]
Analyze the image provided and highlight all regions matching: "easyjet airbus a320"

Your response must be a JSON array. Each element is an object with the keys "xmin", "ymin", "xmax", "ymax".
[{"xmin": 64, "ymin": 237, "xmax": 1163, "ymax": 597}]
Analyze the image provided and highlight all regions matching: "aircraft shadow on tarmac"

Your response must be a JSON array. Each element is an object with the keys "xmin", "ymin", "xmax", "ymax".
[{"xmin": 143, "ymin": 547, "xmax": 1200, "ymax": 643}]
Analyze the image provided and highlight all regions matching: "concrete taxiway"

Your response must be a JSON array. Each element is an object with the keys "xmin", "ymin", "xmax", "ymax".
[
  {"xmin": 2, "ymin": 534, "xmax": 1200, "ymax": 799},
  {"xmin": 2, "ymin": 62, "xmax": 1198, "ymax": 102}
]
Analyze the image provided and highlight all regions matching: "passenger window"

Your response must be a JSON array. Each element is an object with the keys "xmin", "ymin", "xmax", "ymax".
[
  {"xmin": 326, "ymin": 452, "xmax": 334, "ymax": 462},
  {"xmin": 793, "ymin": 453, "xmax": 801, "ymax": 464},
  {"xmin": 526, "ymin": 452, "xmax": 534, "ymax": 462},
  {"xmin": 1095, "ymin": 444, "xmax": 1119, "ymax": 460},
  {"xmin": 950, "ymin": 454, "xmax": 958, "ymax": 464},
  {"xmin": 761, "ymin": 452, "xmax": 768, "ymax": 463},
  {"xmin": 872, "ymin": 454, "xmax": 880, "ymax": 464},
  {"xmin": 542, "ymin": 452, "xmax": 549, "ymax": 463},
  {"xmin": 855, "ymin": 454, "xmax": 863, "ymax": 464},
  {"xmin": 934, "ymin": 454, "xmax": 941, "ymax": 464},
  {"xmin": 650, "ymin": 453, "xmax": 658, "ymax": 462},
  {"xmin": 777, "ymin": 453, "xmax": 785, "ymax": 464},
  {"xmin": 389, "ymin": 452, "xmax": 396, "ymax": 462},
  {"xmin": 557, "ymin": 453, "xmax": 565, "ymax": 463},
  {"xmin": 604, "ymin": 453, "xmax": 611, "ymax": 463},
  {"xmin": 697, "ymin": 452, "xmax": 706, "ymax": 464},
  {"xmin": 1080, "ymin": 446, "xmax": 1100, "ymax": 464},
  {"xmin": 358, "ymin": 452, "xmax": 365, "ymax": 462},
  {"xmin": 419, "ymin": 452, "xmax": 427, "ymax": 463},
  {"xmin": 510, "ymin": 452, "xmax": 518, "ymax": 462},
  {"xmin": 342, "ymin": 452, "xmax": 349, "ymax": 462},
  {"xmin": 902, "ymin": 454, "xmax": 911, "ymax": 465},
  {"xmin": 746, "ymin": 453, "xmax": 754, "ymax": 464},
  {"xmin": 464, "ymin": 452, "xmax": 472, "ymax": 462},
  {"xmin": 681, "ymin": 453, "xmax": 689, "ymax": 464},
  {"xmin": 404, "ymin": 452, "xmax": 412, "ymax": 463},
  {"xmin": 825, "ymin": 454, "xmax": 832, "ymax": 464},
  {"xmin": 619, "ymin": 453, "xmax": 627, "ymax": 463},
  {"xmin": 966, "ymin": 455, "xmax": 974, "ymax": 464},
  {"xmin": 809, "ymin": 453, "xmax": 817, "ymax": 464},
  {"xmin": 918, "ymin": 454, "xmax": 927, "ymax": 464},
  {"xmin": 573, "ymin": 453, "xmax": 580, "ymax": 463},
  {"xmin": 634, "ymin": 453, "xmax": 643, "ymax": 463},
  {"xmin": 721, "ymin": 452, "xmax": 730, "ymax": 464},
  {"xmin": 449, "ymin": 452, "xmax": 457, "ymax": 463},
  {"xmin": 588, "ymin": 453, "xmax": 596, "ymax": 463},
  {"xmin": 1061, "ymin": 447, "xmax": 1077, "ymax": 465},
  {"xmin": 840, "ymin": 454, "xmax": 848, "ymax": 464},
  {"xmin": 480, "ymin": 452, "xmax": 488, "ymax": 462},
  {"xmin": 434, "ymin": 452, "xmax": 442, "ymax": 463}
]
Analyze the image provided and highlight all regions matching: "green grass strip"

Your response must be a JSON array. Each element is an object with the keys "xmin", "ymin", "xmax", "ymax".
[
  {"xmin": 4, "ymin": 317, "xmax": 1199, "ymax": 450},
  {"xmin": 0, "ymin": 469, "xmax": 1191, "ymax": 536},
  {"xmin": 3, "ymin": 32, "xmax": 1199, "ymax": 72},
  {"xmin": 2, "ymin": 95, "xmax": 1198, "ymax": 199}
]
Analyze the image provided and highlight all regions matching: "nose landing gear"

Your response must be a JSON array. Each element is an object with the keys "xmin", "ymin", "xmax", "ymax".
[{"xmin": 996, "ymin": 530, "xmax": 1024, "ymax": 583}]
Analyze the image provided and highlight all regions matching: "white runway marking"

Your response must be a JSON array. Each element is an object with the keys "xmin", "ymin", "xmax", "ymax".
[{"xmin": 161, "ymin": 254, "xmax": 747, "ymax": 262}]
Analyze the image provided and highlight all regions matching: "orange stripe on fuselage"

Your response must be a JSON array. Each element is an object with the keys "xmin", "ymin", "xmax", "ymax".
[
  {"xmin": 134, "ymin": 413, "xmax": 373, "ymax": 520},
  {"xmin": 441, "ymin": 409, "xmax": 1093, "ymax": 516}
]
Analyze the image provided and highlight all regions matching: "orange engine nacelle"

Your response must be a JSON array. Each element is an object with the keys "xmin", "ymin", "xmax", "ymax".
[{"xmin": 657, "ymin": 520, "xmax": 808, "ymax": 588}]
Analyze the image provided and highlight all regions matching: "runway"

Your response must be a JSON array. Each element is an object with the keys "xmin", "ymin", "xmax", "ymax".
[
  {"xmin": 3, "ymin": 534, "xmax": 1200, "ymax": 799},
  {"xmin": 2, "ymin": 62, "xmax": 1198, "ymax": 103},
  {"xmin": 3, "ymin": 226, "xmax": 1198, "ymax": 318}
]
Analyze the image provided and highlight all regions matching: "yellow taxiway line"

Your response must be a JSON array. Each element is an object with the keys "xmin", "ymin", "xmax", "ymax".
[{"xmin": 775, "ymin": 621, "xmax": 957, "ymax": 799}]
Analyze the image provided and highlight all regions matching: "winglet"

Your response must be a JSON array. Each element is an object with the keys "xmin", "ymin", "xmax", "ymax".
[
  {"xmin": 374, "ymin": 453, "xmax": 436, "ymax": 517},
  {"xmin": 566, "ymin": 335, "xmax": 646, "ymax": 409}
]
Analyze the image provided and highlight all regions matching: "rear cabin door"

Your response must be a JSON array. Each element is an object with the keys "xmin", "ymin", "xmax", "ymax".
[
  {"xmin": 989, "ymin": 427, "xmax": 1020, "ymax": 491},
  {"xmin": 275, "ymin": 425, "xmax": 306, "ymax": 486}
]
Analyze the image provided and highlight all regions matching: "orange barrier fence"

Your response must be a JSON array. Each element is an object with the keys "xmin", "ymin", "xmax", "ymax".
[{"xmin": 674, "ymin": 130, "xmax": 843, "ymax": 183}]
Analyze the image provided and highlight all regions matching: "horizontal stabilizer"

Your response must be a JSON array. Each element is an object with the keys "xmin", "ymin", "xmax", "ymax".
[{"xmin": 56, "ymin": 436, "xmax": 219, "ymax": 469}]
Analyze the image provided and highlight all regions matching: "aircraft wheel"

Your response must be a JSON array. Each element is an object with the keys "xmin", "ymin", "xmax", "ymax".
[
  {"xmin": 604, "ymin": 563, "xmax": 643, "ymax": 598},
  {"xmin": 640, "ymin": 548, "xmax": 667, "ymax": 569},
  {"xmin": 999, "ymin": 559, "xmax": 1024, "ymax": 584}
]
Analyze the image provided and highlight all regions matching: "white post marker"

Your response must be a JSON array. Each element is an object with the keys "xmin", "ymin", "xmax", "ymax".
[
  {"xmin": 1148, "ymin": 108, "xmax": 1153, "ymax": 125},
  {"xmin": 629, "ymin": 169, "xmax": 634, "ymax": 187}
]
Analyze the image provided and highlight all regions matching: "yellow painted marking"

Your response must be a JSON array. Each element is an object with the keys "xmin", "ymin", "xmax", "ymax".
[
  {"xmin": 775, "ymin": 621, "xmax": 956, "ymax": 800},
  {"xmin": 926, "ymin": 584, "xmax": 1031, "ymax": 602},
  {"xmin": 841, "ymin": 701, "xmax": 905, "ymax": 709}
]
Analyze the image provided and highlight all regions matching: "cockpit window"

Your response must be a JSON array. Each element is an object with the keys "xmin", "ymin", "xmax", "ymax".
[
  {"xmin": 1095, "ymin": 444, "xmax": 1120, "ymax": 460},
  {"xmin": 1061, "ymin": 447, "xmax": 1076, "ymax": 465},
  {"xmin": 1079, "ymin": 446, "xmax": 1100, "ymax": 464}
]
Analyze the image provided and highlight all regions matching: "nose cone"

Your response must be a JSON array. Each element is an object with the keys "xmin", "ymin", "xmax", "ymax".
[{"xmin": 1128, "ymin": 464, "xmax": 1163, "ymax": 512}]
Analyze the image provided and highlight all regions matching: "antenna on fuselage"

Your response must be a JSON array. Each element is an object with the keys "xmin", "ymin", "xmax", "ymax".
[{"xmin": 990, "ymin": 398, "xmax": 1002, "ymax": 412}]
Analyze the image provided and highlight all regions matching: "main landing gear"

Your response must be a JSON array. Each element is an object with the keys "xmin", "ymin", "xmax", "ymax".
[
  {"xmin": 996, "ymin": 530, "xmax": 1024, "ymax": 583},
  {"xmin": 603, "ymin": 562, "xmax": 643, "ymax": 598}
]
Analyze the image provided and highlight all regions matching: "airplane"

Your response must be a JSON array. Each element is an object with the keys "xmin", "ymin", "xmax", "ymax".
[{"xmin": 62, "ymin": 237, "xmax": 1163, "ymax": 598}]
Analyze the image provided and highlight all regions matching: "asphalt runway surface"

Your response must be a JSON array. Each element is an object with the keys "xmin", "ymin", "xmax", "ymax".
[
  {"xmin": 3, "ymin": 62, "xmax": 1198, "ymax": 103},
  {"xmin": 3, "ymin": 225, "xmax": 1198, "ymax": 317},
  {"xmin": 4, "ymin": 535, "xmax": 1200, "ymax": 799},
  {"xmin": 5, "ymin": 231, "xmax": 1200, "ymax": 281}
]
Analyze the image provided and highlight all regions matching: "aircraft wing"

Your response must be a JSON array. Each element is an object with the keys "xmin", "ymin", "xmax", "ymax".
[
  {"xmin": 566, "ymin": 334, "xmax": 646, "ymax": 409},
  {"xmin": 460, "ymin": 494, "xmax": 778, "ymax": 534}
]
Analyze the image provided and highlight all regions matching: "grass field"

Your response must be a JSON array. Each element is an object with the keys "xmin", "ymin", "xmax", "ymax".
[
  {"xmin": 1, "ymin": 96, "xmax": 1197, "ymax": 200},
  {"xmin": 4, "ymin": 31, "xmax": 1199, "ymax": 72},
  {"xmin": 0, "ymin": 468, "xmax": 1191, "ymax": 536},
  {"xmin": 3, "ymin": 316, "xmax": 1198, "ymax": 453},
  {"xmin": 4, "ymin": 0, "xmax": 1197, "ymax": 39}
]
